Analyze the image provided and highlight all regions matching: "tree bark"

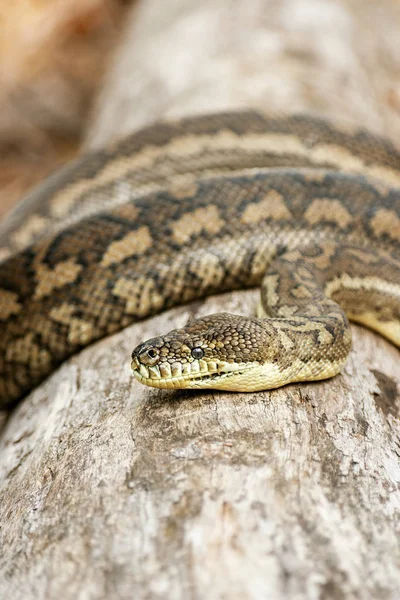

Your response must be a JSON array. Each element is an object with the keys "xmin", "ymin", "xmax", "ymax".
[{"xmin": 1, "ymin": 1, "xmax": 400, "ymax": 599}]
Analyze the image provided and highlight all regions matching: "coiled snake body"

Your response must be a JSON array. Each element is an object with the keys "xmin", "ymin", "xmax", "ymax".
[{"xmin": 0, "ymin": 111, "xmax": 399, "ymax": 406}]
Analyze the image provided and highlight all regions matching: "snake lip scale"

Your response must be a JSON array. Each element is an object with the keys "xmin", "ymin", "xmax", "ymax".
[
  {"xmin": 131, "ymin": 353, "xmax": 253, "ymax": 390},
  {"xmin": 0, "ymin": 110, "xmax": 399, "ymax": 406}
]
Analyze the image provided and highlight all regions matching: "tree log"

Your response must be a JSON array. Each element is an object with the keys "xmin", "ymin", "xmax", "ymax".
[{"xmin": 1, "ymin": 1, "xmax": 400, "ymax": 598}]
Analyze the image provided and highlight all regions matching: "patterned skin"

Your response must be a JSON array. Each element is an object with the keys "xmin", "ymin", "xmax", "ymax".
[{"xmin": 0, "ymin": 112, "xmax": 399, "ymax": 406}]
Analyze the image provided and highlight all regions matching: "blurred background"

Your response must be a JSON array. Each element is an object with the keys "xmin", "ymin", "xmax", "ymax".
[
  {"xmin": 0, "ymin": 0, "xmax": 133, "ymax": 220},
  {"xmin": 1, "ymin": 0, "xmax": 400, "ymax": 221}
]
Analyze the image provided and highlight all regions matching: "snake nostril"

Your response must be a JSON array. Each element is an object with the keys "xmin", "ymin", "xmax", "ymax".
[{"xmin": 138, "ymin": 346, "xmax": 160, "ymax": 366}]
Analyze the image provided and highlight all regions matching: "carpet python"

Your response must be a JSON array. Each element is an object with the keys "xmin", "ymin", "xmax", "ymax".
[{"xmin": 0, "ymin": 111, "xmax": 399, "ymax": 407}]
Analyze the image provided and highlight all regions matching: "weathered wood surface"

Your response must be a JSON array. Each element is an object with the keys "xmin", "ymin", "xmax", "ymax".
[{"xmin": 1, "ymin": 1, "xmax": 400, "ymax": 598}]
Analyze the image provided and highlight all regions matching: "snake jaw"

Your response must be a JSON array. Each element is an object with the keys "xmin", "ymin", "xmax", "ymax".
[
  {"xmin": 130, "ymin": 356, "xmax": 300, "ymax": 392},
  {"xmin": 131, "ymin": 354, "xmax": 253, "ymax": 390}
]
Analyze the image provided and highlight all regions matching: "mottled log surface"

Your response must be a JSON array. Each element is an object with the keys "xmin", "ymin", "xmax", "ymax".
[{"xmin": 1, "ymin": 1, "xmax": 400, "ymax": 599}]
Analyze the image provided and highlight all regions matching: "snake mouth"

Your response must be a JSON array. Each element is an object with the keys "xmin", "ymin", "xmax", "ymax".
[{"xmin": 131, "ymin": 356, "xmax": 251, "ymax": 389}]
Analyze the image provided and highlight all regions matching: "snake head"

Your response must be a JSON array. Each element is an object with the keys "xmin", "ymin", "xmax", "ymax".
[{"xmin": 131, "ymin": 313, "xmax": 274, "ymax": 391}]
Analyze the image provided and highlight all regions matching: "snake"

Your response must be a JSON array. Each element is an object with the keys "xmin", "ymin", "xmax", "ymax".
[{"xmin": 0, "ymin": 111, "xmax": 399, "ymax": 407}]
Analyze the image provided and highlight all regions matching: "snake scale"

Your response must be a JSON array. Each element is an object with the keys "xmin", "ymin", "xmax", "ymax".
[{"xmin": 0, "ymin": 111, "xmax": 399, "ymax": 407}]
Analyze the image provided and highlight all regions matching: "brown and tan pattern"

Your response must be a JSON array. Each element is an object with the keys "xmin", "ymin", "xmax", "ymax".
[{"xmin": 0, "ymin": 111, "xmax": 399, "ymax": 406}]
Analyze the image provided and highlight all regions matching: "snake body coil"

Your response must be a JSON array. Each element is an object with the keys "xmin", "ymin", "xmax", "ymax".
[{"xmin": 0, "ymin": 111, "xmax": 399, "ymax": 406}]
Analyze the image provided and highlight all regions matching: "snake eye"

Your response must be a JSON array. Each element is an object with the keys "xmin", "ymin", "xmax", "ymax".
[{"xmin": 191, "ymin": 347, "xmax": 204, "ymax": 359}]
